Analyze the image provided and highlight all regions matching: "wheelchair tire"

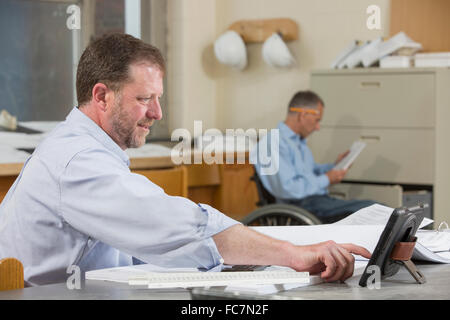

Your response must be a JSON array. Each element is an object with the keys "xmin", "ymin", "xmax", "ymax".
[{"xmin": 241, "ymin": 204, "xmax": 322, "ymax": 226}]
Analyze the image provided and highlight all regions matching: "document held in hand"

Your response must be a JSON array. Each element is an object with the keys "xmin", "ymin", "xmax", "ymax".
[{"xmin": 334, "ymin": 140, "xmax": 366, "ymax": 170}]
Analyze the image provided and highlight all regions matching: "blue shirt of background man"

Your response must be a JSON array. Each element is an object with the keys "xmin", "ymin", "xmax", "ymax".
[{"xmin": 252, "ymin": 121, "xmax": 333, "ymax": 200}]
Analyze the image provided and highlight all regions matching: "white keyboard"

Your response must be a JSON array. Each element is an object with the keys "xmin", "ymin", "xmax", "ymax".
[{"xmin": 128, "ymin": 271, "xmax": 310, "ymax": 289}]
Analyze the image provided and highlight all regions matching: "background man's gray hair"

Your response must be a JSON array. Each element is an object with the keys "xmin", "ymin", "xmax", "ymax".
[{"xmin": 288, "ymin": 90, "xmax": 324, "ymax": 114}]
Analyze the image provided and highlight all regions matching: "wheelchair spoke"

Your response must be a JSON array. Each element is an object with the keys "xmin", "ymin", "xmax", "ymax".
[{"xmin": 242, "ymin": 204, "xmax": 322, "ymax": 226}]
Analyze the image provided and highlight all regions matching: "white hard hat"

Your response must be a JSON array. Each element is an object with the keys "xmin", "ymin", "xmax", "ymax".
[
  {"xmin": 262, "ymin": 33, "xmax": 296, "ymax": 68},
  {"xmin": 214, "ymin": 30, "xmax": 247, "ymax": 70}
]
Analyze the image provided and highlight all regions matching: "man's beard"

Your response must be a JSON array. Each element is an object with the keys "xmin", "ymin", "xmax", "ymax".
[{"xmin": 110, "ymin": 97, "xmax": 150, "ymax": 149}]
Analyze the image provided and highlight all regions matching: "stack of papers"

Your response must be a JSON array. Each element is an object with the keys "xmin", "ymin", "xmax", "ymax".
[
  {"xmin": 362, "ymin": 32, "xmax": 422, "ymax": 68},
  {"xmin": 330, "ymin": 40, "xmax": 361, "ymax": 69},
  {"xmin": 380, "ymin": 55, "xmax": 413, "ymax": 68},
  {"xmin": 415, "ymin": 52, "xmax": 450, "ymax": 68},
  {"xmin": 345, "ymin": 38, "xmax": 383, "ymax": 68},
  {"xmin": 332, "ymin": 32, "xmax": 422, "ymax": 69}
]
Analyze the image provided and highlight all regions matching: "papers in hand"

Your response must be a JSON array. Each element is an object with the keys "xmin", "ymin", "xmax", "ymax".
[{"xmin": 334, "ymin": 140, "xmax": 366, "ymax": 170}]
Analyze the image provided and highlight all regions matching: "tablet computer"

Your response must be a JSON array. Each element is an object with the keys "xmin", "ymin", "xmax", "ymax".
[{"xmin": 359, "ymin": 204, "xmax": 427, "ymax": 287}]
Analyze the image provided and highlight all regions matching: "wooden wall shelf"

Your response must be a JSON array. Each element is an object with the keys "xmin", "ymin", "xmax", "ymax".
[{"xmin": 227, "ymin": 18, "xmax": 299, "ymax": 43}]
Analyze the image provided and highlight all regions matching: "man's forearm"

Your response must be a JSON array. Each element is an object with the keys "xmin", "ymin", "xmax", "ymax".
[
  {"xmin": 212, "ymin": 224, "xmax": 294, "ymax": 267},
  {"xmin": 212, "ymin": 222, "xmax": 372, "ymax": 282}
]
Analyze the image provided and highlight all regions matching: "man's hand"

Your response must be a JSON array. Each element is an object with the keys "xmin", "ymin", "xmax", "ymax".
[
  {"xmin": 326, "ymin": 169, "xmax": 347, "ymax": 184},
  {"xmin": 287, "ymin": 241, "xmax": 372, "ymax": 282},
  {"xmin": 335, "ymin": 150, "xmax": 350, "ymax": 165},
  {"xmin": 214, "ymin": 225, "xmax": 371, "ymax": 283}
]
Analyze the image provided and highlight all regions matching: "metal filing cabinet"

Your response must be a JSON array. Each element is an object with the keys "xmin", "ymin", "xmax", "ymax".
[{"xmin": 309, "ymin": 68, "xmax": 450, "ymax": 225}]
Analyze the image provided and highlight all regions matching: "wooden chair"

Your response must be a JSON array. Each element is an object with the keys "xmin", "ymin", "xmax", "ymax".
[
  {"xmin": 0, "ymin": 175, "xmax": 17, "ymax": 203},
  {"xmin": 133, "ymin": 165, "xmax": 188, "ymax": 197},
  {"xmin": 0, "ymin": 258, "xmax": 24, "ymax": 291}
]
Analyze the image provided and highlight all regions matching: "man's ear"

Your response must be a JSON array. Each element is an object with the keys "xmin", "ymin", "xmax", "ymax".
[{"xmin": 91, "ymin": 83, "xmax": 109, "ymax": 112}]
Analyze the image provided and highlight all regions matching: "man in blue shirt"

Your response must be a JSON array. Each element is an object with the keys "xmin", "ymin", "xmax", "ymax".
[
  {"xmin": 253, "ymin": 91, "xmax": 375, "ymax": 223},
  {"xmin": 0, "ymin": 34, "xmax": 370, "ymax": 286}
]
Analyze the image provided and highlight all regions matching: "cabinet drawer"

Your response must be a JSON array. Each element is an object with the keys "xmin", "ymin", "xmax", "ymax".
[
  {"xmin": 311, "ymin": 73, "xmax": 435, "ymax": 128},
  {"xmin": 329, "ymin": 183, "xmax": 403, "ymax": 208},
  {"xmin": 308, "ymin": 127, "xmax": 434, "ymax": 184}
]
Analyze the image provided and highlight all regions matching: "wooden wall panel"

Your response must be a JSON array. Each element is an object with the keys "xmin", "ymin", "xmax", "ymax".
[{"xmin": 390, "ymin": 0, "xmax": 450, "ymax": 52}]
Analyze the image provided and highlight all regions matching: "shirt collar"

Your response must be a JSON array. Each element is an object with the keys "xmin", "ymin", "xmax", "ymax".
[
  {"xmin": 66, "ymin": 107, "xmax": 130, "ymax": 166},
  {"xmin": 277, "ymin": 121, "xmax": 306, "ymax": 144}
]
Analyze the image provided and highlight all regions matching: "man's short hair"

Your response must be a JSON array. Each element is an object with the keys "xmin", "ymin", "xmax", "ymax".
[
  {"xmin": 76, "ymin": 33, "xmax": 166, "ymax": 106},
  {"xmin": 287, "ymin": 90, "xmax": 324, "ymax": 114}
]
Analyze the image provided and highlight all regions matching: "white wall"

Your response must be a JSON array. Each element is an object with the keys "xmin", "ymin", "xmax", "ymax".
[
  {"xmin": 167, "ymin": 0, "xmax": 390, "ymax": 134},
  {"xmin": 167, "ymin": 0, "xmax": 217, "ymax": 135}
]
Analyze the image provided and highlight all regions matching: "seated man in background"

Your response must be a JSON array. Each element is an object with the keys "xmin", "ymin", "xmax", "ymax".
[
  {"xmin": 253, "ymin": 90, "xmax": 376, "ymax": 223},
  {"xmin": 0, "ymin": 34, "xmax": 371, "ymax": 286}
]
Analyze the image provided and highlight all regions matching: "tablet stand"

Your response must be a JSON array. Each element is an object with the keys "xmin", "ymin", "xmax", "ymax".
[{"xmin": 390, "ymin": 237, "xmax": 426, "ymax": 284}]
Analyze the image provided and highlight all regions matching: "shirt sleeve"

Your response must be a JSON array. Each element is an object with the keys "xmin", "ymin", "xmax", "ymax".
[
  {"xmin": 314, "ymin": 162, "xmax": 334, "ymax": 175},
  {"xmin": 59, "ymin": 148, "xmax": 240, "ymax": 270},
  {"xmin": 259, "ymin": 141, "xmax": 330, "ymax": 200}
]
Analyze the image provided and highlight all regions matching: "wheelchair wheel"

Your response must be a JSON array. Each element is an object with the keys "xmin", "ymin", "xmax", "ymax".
[{"xmin": 241, "ymin": 204, "xmax": 322, "ymax": 226}]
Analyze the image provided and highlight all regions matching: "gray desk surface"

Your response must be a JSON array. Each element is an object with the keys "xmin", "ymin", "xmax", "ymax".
[{"xmin": 1, "ymin": 263, "xmax": 449, "ymax": 300}]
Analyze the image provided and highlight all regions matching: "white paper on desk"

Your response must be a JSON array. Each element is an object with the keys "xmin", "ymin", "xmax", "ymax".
[
  {"xmin": 251, "ymin": 225, "xmax": 384, "ymax": 259},
  {"xmin": 415, "ymin": 230, "xmax": 450, "ymax": 253},
  {"xmin": 125, "ymin": 143, "xmax": 172, "ymax": 158},
  {"xmin": 0, "ymin": 132, "xmax": 46, "ymax": 149},
  {"xmin": 412, "ymin": 242, "xmax": 450, "ymax": 264},
  {"xmin": 0, "ymin": 144, "xmax": 31, "ymax": 163},
  {"xmin": 334, "ymin": 204, "xmax": 434, "ymax": 229},
  {"xmin": 18, "ymin": 121, "xmax": 60, "ymax": 133}
]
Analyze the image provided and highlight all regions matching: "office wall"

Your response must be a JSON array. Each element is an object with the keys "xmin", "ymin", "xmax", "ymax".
[
  {"xmin": 166, "ymin": 0, "xmax": 390, "ymax": 134},
  {"xmin": 166, "ymin": 0, "xmax": 217, "ymax": 135}
]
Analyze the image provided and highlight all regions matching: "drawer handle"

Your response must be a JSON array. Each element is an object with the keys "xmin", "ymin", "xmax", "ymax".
[
  {"xmin": 360, "ymin": 135, "xmax": 380, "ymax": 142},
  {"xmin": 360, "ymin": 81, "xmax": 381, "ymax": 88}
]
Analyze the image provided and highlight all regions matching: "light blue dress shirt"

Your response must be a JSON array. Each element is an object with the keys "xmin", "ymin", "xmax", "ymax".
[
  {"xmin": 252, "ymin": 122, "xmax": 333, "ymax": 200},
  {"xmin": 0, "ymin": 107, "xmax": 239, "ymax": 286}
]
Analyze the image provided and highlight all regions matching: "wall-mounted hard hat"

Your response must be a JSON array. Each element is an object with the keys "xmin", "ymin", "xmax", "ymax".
[
  {"xmin": 214, "ymin": 30, "xmax": 247, "ymax": 70},
  {"xmin": 262, "ymin": 32, "xmax": 296, "ymax": 68}
]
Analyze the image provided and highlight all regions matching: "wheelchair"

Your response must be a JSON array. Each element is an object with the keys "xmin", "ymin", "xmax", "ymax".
[{"xmin": 241, "ymin": 169, "xmax": 323, "ymax": 226}]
